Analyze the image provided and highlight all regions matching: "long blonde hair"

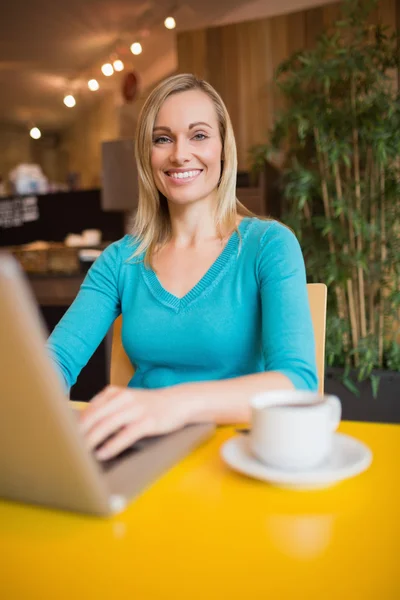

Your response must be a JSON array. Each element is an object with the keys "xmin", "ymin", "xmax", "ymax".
[{"xmin": 131, "ymin": 73, "xmax": 253, "ymax": 265}]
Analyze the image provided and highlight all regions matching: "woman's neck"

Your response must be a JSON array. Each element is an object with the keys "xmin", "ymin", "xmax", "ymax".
[{"xmin": 166, "ymin": 197, "xmax": 218, "ymax": 248}]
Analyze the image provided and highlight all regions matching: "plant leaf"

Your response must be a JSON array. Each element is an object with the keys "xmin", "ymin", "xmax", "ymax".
[
  {"xmin": 370, "ymin": 374, "xmax": 381, "ymax": 399},
  {"xmin": 342, "ymin": 376, "xmax": 361, "ymax": 397}
]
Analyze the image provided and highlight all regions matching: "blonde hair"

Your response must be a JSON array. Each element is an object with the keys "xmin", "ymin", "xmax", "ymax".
[{"xmin": 131, "ymin": 73, "xmax": 254, "ymax": 265}]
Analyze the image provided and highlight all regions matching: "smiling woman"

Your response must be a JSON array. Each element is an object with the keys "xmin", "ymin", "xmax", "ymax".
[
  {"xmin": 131, "ymin": 74, "xmax": 251, "ymax": 265},
  {"xmin": 47, "ymin": 73, "xmax": 318, "ymax": 461}
]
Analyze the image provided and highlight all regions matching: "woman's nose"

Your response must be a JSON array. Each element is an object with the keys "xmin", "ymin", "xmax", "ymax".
[{"xmin": 169, "ymin": 137, "xmax": 190, "ymax": 164}]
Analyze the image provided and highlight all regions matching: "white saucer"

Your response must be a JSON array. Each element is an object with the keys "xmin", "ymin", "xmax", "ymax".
[{"xmin": 221, "ymin": 433, "xmax": 373, "ymax": 490}]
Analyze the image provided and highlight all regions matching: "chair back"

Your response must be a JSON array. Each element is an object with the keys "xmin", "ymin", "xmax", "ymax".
[
  {"xmin": 110, "ymin": 283, "xmax": 327, "ymax": 393},
  {"xmin": 109, "ymin": 315, "xmax": 135, "ymax": 387},
  {"xmin": 307, "ymin": 283, "xmax": 327, "ymax": 394}
]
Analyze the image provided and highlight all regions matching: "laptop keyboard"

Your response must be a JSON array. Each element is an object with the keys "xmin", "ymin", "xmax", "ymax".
[{"xmin": 99, "ymin": 435, "xmax": 165, "ymax": 472}]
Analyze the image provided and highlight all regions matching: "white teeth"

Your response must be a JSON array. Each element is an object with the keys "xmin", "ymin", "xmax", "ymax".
[{"xmin": 168, "ymin": 170, "xmax": 200, "ymax": 179}]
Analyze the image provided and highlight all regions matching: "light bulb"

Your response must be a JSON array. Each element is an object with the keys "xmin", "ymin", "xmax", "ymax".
[
  {"xmin": 130, "ymin": 42, "xmax": 142, "ymax": 55},
  {"xmin": 30, "ymin": 127, "xmax": 41, "ymax": 140},
  {"xmin": 101, "ymin": 63, "xmax": 114, "ymax": 76},
  {"xmin": 88, "ymin": 79, "xmax": 99, "ymax": 91},
  {"xmin": 113, "ymin": 59, "xmax": 124, "ymax": 72},
  {"xmin": 63, "ymin": 94, "xmax": 76, "ymax": 108},
  {"xmin": 164, "ymin": 17, "xmax": 176, "ymax": 29}
]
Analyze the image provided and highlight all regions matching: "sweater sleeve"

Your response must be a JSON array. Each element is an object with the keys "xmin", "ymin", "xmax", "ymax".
[
  {"xmin": 46, "ymin": 241, "xmax": 122, "ymax": 394},
  {"xmin": 256, "ymin": 222, "xmax": 318, "ymax": 391}
]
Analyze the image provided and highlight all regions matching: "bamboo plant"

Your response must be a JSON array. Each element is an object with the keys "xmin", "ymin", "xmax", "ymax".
[{"xmin": 252, "ymin": 0, "xmax": 400, "ymax": 393}]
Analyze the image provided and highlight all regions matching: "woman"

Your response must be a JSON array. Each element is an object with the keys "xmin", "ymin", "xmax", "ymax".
[{"xmin": 48, "ymin": 73, "xmax": 318, "ymax": 461}]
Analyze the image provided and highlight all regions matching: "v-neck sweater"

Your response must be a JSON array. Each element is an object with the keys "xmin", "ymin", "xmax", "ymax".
[{"xmin": 47, "ymin": 218, "xmax": 318, "ymax": 394}]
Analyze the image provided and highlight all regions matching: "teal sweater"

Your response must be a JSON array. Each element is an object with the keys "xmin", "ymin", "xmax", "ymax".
[{"xmin": 47, "ymin": 218, "xmax": 318, "ymax": 393}]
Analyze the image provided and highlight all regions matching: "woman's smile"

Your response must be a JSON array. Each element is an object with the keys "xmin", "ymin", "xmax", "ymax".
[{"xmin": 164, "ymin": 168, "xmax": 203, "ymax": 185}]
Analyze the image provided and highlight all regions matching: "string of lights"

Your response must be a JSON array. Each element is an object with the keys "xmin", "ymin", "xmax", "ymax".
[{"xmin": 29, "ymin": 11, "xmax": 177, "ymax": 139}]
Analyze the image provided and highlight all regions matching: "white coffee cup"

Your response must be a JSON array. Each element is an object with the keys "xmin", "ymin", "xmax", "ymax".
[{"xmin": 249, "ymin": 390, "xmax": 341, "ymax": 471}]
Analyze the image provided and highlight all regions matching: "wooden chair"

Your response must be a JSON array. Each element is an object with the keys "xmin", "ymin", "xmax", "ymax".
[
  {"xmin": 110, "ymin": 283, "xmax": 327, "ymax": 394},
  {"xmin": 307, "ymin": 283, "xmax": 327, "ymax": 394},
  {"xmin": 109, "ymin": 314, "xmax": 135, "ymax": 388}
]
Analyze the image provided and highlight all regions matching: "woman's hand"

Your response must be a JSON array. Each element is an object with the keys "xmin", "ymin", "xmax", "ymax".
[{"xmin": 79, "ymin": 385, "xmax": 190, "ymax": 461}]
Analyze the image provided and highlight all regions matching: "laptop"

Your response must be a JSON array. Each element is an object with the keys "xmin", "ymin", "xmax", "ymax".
[{"xmin": 0, "ymin": 252, "xmax": 215, "ymax": 516}]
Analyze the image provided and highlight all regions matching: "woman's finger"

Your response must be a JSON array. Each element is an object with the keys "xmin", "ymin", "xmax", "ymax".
[
  {"xmin": 95, "ymin": 417, "xmax": 155, "ymax": 461},
  {"xmin": 89, "ymin": 385, "xmax": 121, "ymax": 408},
  {"xmin": 84, "ymin": 402, "xmax": 145, "ymax": 451},
  {"xmin": 79, "ymin": 388, "xmax": 133, "ymax": 433}
]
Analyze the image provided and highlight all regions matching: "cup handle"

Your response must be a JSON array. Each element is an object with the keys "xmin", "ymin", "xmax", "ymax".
[{"xmin": 326, "ymin": 395, "xmax": 342, "ymax": 431}]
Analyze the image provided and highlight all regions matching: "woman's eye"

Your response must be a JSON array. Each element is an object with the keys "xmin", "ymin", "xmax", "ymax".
[
  {"xmin": 153, "ymin": 133, "xmax": 208, "ymax": 144},
  {"xmin": 193, "ymin": 133, "xmax": 207, "ymax": 141},
  {"xmin": 153, "ymin": 136, "xmax": 171, "ymax": 144}
]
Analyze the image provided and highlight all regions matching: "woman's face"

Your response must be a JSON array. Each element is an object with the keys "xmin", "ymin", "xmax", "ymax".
[{"xmin": 151, "ymin": 89, "xmax": 223, "ymax": 208}]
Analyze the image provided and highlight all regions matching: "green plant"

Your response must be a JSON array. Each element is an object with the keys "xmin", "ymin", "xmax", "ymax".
[{"xmin": 252, "ymin": 0, "xmax": 400, "ymax": 387}]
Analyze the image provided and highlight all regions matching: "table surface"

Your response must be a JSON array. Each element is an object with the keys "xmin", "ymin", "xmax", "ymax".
[{"xmin": 0, "ymin": 420, "xmax": 399, "ymax": 600}]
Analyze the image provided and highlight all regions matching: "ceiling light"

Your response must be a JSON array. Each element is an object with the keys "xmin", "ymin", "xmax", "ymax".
[
  {"xmin": 88, "ymin": 79, "xmax": 99, "ymax": 91},
  {"xmin": 30, "ymin": 127, "xmax": 41, "ymax": 140},
  {"xmin": 113, "ymin": 59, "xmax": 124, "ymax": 72},
  {"xmin": 130, "ymin": 42, "xmax": 142, "ymax": 55},
  {"xmin": 164, "ymin": 17, "xmax": 176, "ymax": 29},
  {"xmin": 63, "ymin": 94, "xmax": 76, "ymax": 108},
  {"xmin": 101, "ymin": 63, "xmax": 114, "ymax": 76}
]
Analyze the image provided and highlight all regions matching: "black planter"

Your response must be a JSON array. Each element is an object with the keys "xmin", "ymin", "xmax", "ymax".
[{"xmin": 325, "ymin": 367, "xmax": 400, "ymax": 424}]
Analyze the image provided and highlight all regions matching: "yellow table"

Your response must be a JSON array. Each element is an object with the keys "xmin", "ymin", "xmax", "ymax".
[{"xmin": 0, "ymin": 420, "xmax": 399, "ymax": 600}]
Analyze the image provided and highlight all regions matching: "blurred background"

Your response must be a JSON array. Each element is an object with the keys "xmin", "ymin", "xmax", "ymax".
[{"xmin": 1, "ymin": 0, "xmax": 398, "ymax": 421}]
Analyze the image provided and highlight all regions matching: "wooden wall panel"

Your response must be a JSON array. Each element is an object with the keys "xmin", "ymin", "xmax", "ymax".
[
  {"xmin": 220, "ymin": 25, "xmax": 241, "ymax": 145},
  {"xmin": 304, "ymin": 7, "xmax": 325, "ymax": 49},
  {"xmin": 322, "ymin": 3, "xmax": 342, "ymax": 28},
  {"xmin": 176, "ymin": 30, "xmax": 207, "ymax": 79},
  {"xmin": 287, "ymin": 11, "xmax": 307, "ymax": 56},
  {"xmin": 177, "ymin": 0, "xmax": 398, "ymax": 169},
  {"xmin": 398, "ymin": 0, "xmax": 400, "ymax": 88},
  {"xmin": 375, "ymin": 0, "xmax": 398, "ymax": 89}
]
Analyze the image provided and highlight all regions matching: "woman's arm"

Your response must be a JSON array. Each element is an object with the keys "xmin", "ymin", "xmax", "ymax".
[
  {"xmin": 162, "ymin": 371, "xmax": 294, "ymax": 424},
  {"xmin": 47, "ymin": 242, "xmax": 121, "ymax": 393},
  {"xmin": 80, "ymin": 371, "xmax": 293, "ymax": 460}
]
